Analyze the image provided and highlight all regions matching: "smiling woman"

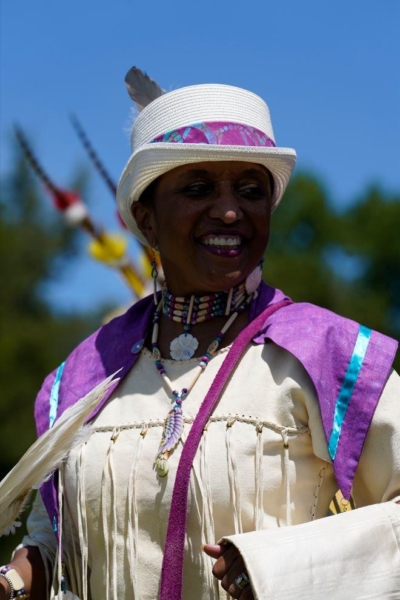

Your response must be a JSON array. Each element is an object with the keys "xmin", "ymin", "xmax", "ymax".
[
  {"xmin": 132, "ymin": 161, "xmax": 273, "ymax": 295},
  {"xmin": 1, "ymin": 78, "xmax": 399, "ymax": 600}
]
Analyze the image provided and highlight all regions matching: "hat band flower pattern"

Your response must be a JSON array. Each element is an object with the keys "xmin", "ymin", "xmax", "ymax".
[{"xmin": 150, "ymin": 121, "xmax": 276, "ymax": 148}]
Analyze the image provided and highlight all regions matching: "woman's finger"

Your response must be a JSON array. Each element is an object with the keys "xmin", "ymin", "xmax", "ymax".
[
  {"xmin": 203, "ymin": 543, "xmax": 254, "ymax": 598},
  {"xmin": 210, "ymin": 544, "xmax": 239, "ymax": 580},
  {"xmin": 230, "ymin": 572, "xmax": 254, "ymax": 599},
  {"xmin": 241, "ymin": 585, "xmax": 255, "ymax": 600},
  {"xmin": 203, "ymin": 543, "xmax": 230, "ymax": 560},
  {"xmin": 221, "ymin": 555, "xmax": 245, "ymax": 597},
  {"xmin": 226, "ymin": 564, "xmax": 254, "ymax": 599}
]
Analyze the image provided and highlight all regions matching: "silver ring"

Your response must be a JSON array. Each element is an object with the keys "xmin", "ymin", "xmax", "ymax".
[{"xmin": 234, "ymin": 571, "xmax": 250, "ymax": 590}]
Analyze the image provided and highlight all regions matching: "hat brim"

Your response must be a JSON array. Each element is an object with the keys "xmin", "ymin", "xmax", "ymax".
[{"xmin": 117, "ymin": 143, "xmax": 297, "ymax": 245}]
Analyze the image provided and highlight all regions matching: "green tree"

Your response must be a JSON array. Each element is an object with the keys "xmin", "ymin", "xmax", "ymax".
[
  {"xmin": 0, "ymin": 145, "xmax": 101, "ymax": 560},
  {"xmin": 266, "ymin": 172, "xmax": 400, "ymax": 371}
]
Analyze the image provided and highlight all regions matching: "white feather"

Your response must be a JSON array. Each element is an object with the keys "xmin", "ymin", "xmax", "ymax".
[
  {"xmin": 125, "ymin": 66, "xmax": 165, "ymax": 111},
  {"xmin": 0, "ymin": 373, "xmax": 119, "ymax": 536}
]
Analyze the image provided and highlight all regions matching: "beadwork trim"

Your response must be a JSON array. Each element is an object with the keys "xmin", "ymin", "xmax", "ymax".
[
  {"xmin": 163, "ymin": 283, "xmax": 247, "ymax": 360},
  {"xmin": 91, "ymin": 415, "xmax": 309, "ymax": 435},
  {"xmin": 152, "ymin": 289, "xmax": 254, "ymax": 475},
  {"xmin": 162, "ymin": 284, "xmax": 246, "ymax": 325}
]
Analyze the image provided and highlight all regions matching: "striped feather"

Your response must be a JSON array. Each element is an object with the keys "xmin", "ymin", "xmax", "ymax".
[{"xmin": 158, "ymin": 407, "xmax": 184, "ymax": 455}]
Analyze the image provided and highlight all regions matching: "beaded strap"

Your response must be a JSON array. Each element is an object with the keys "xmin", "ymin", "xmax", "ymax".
[{"xmin": 159, "ymin": 298, "xmax": 292, "ymax": 600}]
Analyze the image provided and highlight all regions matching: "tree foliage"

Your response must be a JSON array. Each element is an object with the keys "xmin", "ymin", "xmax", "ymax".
[
  {"xmin": 266, "ymin": 172, "xmax": 400, "ymax": 371},
  {"xmin": 0, "ymin": 148, "xmax": 101, "ymax": 475},
  {"xmin": 0, "ymin": 146, "xmax": 106, "ymax": 559}
]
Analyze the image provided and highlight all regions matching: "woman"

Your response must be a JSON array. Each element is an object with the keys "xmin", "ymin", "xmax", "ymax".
[{"xmin": 1, "ymin": 81, "xmax": 399, "ymax": 600}]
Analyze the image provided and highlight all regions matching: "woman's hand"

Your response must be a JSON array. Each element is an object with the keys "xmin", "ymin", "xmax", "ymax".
[
  {"xmin": 0, "ymin": 546, "xmax": 47, "ymax": 600},
  {"xmin": 0, "ymin": 578, "xmax": 10, "ymax": 600},
  {"xmin": 203, "ymin": 543, "xmax": 254, "ymax": 599}
]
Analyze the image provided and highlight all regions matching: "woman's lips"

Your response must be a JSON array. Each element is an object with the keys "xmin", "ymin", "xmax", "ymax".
[{"xmin": 197, "ymin": 234, "xmax": 245, "ymax": 257}]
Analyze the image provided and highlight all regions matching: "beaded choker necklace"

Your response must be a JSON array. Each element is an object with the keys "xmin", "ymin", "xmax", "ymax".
[
  {"xmin": 152, "ymin": 289, "xmax": 254, "ymax": 477},
  {"xmin": 163, "ymin": 283, "xmax": 247, "ymax": 361}
]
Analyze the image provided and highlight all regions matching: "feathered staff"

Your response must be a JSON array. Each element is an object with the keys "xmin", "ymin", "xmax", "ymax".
[
  {"xmin": 70, "ymin": 65, "xmax": 166, "ymax": 273},
  {"xmin": 69, "ymin": 114, "xmax": 118, "ymax": 199},
  {"xmin": 0, "ymin": 374, "xmax": 119, "ymax": 536},
  {"xmin": 69, "ymin": 113, "xmax": 156, "ymax": 279},
  {"xmin": 14, "ymin": 126, "xmax": 147, "ymax": 298}
]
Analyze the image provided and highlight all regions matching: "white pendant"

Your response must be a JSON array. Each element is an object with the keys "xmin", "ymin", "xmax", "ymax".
[
  {"xmin": 170, "ymin": 333, "xmax": 199, "ymax": 360},
  {"xmin": 245, "ymin": 265, "xmax": 262, "ymax": 294}
]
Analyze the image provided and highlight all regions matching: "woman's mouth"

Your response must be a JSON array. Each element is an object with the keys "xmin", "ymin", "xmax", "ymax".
[{"xmin": 198, "ymin": 234, "xmax": 245, "ymax": 257}]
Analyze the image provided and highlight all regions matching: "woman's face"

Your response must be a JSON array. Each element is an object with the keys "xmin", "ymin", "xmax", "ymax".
[{"xmin": 133, "ymin": 161, "xmax": 273, "ymax": 295}]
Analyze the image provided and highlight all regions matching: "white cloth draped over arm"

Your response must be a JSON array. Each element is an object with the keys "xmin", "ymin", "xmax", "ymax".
[{"xmin": 222, "ymin": 369, "xmax": 400, "ymax": 599}]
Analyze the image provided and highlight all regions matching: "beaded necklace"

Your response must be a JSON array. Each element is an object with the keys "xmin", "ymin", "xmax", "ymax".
[
  {"xmin": 152, "ymin": 290, "xmax": 254, "ymax": 476},
  {"xmin": 164, "ymin": 283, "xmax": 247, "ymax": 360}
]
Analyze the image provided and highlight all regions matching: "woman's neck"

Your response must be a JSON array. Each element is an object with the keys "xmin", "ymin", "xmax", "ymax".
[
  {"xmin": 150, "ymin": 268, "xmax": 262, "ymax": 360},
  {"xmin": 152, "ymin": 304, "xmax": 251, "ymax": 359}
]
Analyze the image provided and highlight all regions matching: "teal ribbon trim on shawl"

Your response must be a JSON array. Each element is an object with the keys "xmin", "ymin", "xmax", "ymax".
[
  {"xmin": 328, "ymin": 325, "xmax": 372, "ymax": 460},
  {"xmin": 49, "ymin": 362, "xmax": 66, "ymax": 428}
]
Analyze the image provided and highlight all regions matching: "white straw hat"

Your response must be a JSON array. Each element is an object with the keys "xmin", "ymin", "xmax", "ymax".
[{"xmin": 117, "ymin": 84, "xmax": 297, "ymax": 244}]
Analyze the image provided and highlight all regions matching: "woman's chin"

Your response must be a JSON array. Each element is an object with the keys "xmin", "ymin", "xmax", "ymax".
[{"xmin": 196, "ymin": 268, "xmax": 250, "ymax": 293}]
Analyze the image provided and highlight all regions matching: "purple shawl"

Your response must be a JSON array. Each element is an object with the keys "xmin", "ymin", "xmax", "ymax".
[{"xmin": 35, "ymin": 282, "xmax": 397, "ymax": 539}]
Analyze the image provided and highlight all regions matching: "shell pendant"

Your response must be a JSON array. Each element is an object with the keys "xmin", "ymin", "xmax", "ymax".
[
  {"xmin": 155, "ymin": 405, "xmax": 184, "ymax": 477},
  {"xmin": 170, "ymin": 333, "xmax": 199, "ymax": 360}
]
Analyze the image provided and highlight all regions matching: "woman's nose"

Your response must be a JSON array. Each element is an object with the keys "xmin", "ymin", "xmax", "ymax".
[{"xmin": 208, "ymin": 186, "xmax": 243, "ymax": 223}]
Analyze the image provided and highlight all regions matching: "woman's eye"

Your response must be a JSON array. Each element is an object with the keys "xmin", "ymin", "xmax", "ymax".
[
  {"xmin": 183, "ymin": 182, "xmax": 211, "ymax": 196},
  {"xmin": 238, "ymin": 184, "xmax": 267, "ymax": 199}
]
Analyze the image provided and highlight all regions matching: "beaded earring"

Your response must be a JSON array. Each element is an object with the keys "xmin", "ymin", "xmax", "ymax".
[
  {"xmin": 151, "ymin": 248, "xmax": 159, "ymax": 306},
  {"xmin": 245, "ymin": 258, "xmax": 265, "ymax": 295}
]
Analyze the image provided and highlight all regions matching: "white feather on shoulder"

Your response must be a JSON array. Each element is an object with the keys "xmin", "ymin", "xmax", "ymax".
[{"xmin": 0, "ymin": 372, "xmax": 120, "ymax": 536}]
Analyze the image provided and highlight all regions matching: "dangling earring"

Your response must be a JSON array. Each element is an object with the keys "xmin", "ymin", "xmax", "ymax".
[
  {"xmin": 151, "ymin": 248, "xmax": 159, "ymax": 306},
  {"xmin": 245, "ymin": 258, "xmax": 264, "ymax": 295}
]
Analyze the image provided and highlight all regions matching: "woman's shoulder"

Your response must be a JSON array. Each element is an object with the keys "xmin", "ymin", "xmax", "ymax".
[
  {"xmin": 258, "ymin": 296, "xmax": 398, "ymax": 421},
  {"xmin": 34, "ymin": 294, "xmax": 155, "ymax": 435},
  {"xmin": 51, "ymin": 293, "xmax": 153, "ymax": 375},
  {"xmin": 257, "ymin": 282, "xmax": 379, "ymax": 337},
  {"xmin": 259, "ymin": 290, "xmax": 397, "ymax": 357},
  {"xmin": 266, "ymin": 297, "xmax": 363, "ymax": 330}
]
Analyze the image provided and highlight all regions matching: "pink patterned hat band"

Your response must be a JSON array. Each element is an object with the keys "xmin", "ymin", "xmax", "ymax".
[{"xmin": 150, "ymin": 121, "xmax": 276, "ymax": 148}]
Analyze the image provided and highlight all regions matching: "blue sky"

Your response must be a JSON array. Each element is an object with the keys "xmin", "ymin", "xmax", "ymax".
[{"xmin": 1, "ymin": 0, "xmax": 399, "ymax": 313}]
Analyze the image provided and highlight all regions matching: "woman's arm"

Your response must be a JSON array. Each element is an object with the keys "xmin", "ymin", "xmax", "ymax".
[
  {"xmin": 204, "ymin": 369, "xmax": 400, "ymax": 598},
  {"xmin": 0, "ymin": 492, "xmax": 59, "ymax": 599},
  {"xmin": 206, "ymin": 501, "xmax": 400, "ymax": 599},
  {"xmin": 0, "ymin": 546, "xmax": 47, "ymax": 600}
]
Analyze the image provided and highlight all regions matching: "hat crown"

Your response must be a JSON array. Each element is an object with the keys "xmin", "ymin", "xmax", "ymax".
[{"xmin": 131, "ymin": 84, "xmax": 276, "ymax": 151}]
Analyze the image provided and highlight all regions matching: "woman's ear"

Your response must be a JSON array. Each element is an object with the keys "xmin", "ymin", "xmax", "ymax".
[{"xmin": 131, "ymin": 202, "xmax": 157, "ymax": 247}]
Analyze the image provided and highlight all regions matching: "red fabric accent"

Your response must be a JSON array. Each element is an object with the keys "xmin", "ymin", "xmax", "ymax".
[{"xmin": 48, "ymin": 188, "xmax": 82, "ymax": 211}]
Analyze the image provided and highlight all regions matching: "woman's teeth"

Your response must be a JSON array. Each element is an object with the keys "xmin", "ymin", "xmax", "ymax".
[{"xmin": 201, "ymin": 236, "xmax": 242, "ymax": 248}]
